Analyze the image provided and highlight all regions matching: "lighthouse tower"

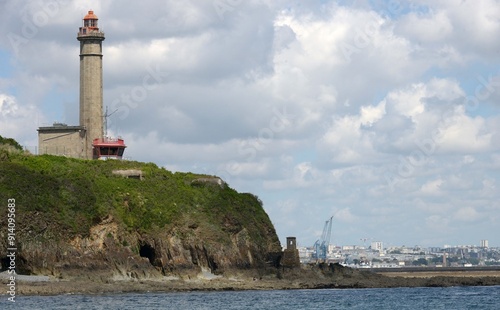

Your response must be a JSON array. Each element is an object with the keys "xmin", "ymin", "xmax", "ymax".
[
  {"xmin": 76, "ymin": 10, "xmax": 126, "ymax": 159},
  {"xmin": 77, "ymin": 10, "xmax": 105, "ymax": 159}
]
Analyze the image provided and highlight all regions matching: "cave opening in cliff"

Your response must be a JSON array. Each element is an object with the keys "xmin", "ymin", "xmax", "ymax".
[
  {"xmin": 139, "ymin": 243, "xmax": 156, "ymax": 266},
  {"xmin": 0, "ymin": 254, "xmax": 28, "ymax": 274},
  {"xmin": 1, "ymin": 256, "xmax": 9, "ymax": 272}
]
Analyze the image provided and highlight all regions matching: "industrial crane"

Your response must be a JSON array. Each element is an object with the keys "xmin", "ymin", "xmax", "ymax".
[{"xmin": 312, "ymin": 216, "xmax": 333, "ymax": 261}]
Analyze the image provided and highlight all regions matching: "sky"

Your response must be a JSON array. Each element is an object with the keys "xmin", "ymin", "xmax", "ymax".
[{"xmin": 1, "ymin": 0, "xmax": 499, "ymax": 248}]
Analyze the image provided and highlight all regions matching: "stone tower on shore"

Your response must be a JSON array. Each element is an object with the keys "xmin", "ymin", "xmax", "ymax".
[{"xmin": 281, "ymin": 237, "xmax": 300, "ymax": 268}]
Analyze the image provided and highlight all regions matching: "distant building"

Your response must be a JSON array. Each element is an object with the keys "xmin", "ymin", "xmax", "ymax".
[
  {"xmin": 371, "ymin": 241, "xmax": 383, "ymax": 252},
  {"xmin": 481, "ymin": 240, "xmax": 489, "ymax": 248}
]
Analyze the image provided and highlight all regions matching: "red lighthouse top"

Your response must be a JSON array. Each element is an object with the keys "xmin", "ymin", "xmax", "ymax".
[
  {"xmin": 81, "ymin": 10, "xmax": 99, "ymax": 31},
  {"xmin": 84, "ymin": 10, "xmax": 98, "ymax": 20}
]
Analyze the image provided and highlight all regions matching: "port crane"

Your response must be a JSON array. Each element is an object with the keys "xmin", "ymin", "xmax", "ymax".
[{"xmin": 312, "ymin": 216, "xmax": 334, "ymax": 261}]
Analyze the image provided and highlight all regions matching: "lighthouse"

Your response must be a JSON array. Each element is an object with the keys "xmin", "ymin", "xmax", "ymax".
[
  {"xmin": 77, "ymin": 11, "xmax": 105, "ymax": 159},
  {"xmin": 78, "ymin": 11, "xmax": 126, "ymax": 160},
  {"xmin": 38, "ymin": 10, "xmax": 126, "ymax": 160}
]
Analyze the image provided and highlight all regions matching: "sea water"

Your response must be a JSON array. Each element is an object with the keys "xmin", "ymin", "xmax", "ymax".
[{"xmin": 1, "ymin": 286, "xmax": 499, "ymax": 309}]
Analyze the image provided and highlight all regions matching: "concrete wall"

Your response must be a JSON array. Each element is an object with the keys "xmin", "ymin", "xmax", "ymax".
[{"xmin": 38, "ymin": 128, "xmax": 86, "ymax": 159}]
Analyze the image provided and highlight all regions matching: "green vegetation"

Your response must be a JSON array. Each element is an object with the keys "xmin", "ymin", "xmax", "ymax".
[
  {"xmin": 412, "ymin": 258, "xmax": 429, "ymax": 266},
  {"xmin": 0, "ymin": 138, "xmax": 276, "ymax": 249},
  {"xmin": 0, "ymin": 135, "xmax": 23, "ymax": 151},
  {"xmin": 0, "ymin": 135, "xmax": 24, "ymax": 162}
]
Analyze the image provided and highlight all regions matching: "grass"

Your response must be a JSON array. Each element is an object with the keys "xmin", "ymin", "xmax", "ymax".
[{"xmin": 0, "ymin": 147, "xmax": 278, "ymax": 252}]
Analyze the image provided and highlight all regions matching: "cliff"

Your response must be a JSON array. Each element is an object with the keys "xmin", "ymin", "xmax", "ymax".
[{"xmin": 0, "ymin": 146, "xmax": 282, "ymax": 280}]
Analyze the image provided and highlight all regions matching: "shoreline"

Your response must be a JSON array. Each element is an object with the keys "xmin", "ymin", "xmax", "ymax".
[{"xmin": 3, "ymin": 269, "xmax": 500, "ymax": 296}]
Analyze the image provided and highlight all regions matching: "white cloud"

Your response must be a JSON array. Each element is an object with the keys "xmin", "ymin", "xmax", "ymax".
[
  {"xmin": 481, "ymin": 178, "xmax": 496, "ymax": 198},
  {"xmin": 454, "ymin": 207, "xmax": 482, "ymax": 222},
  {"xmin": 420, "ymin": 179, "xmax": 443, "ymax": 196},
  {"xmin": 0, "ymin": 93, "xmax": 40, "ymax": 145},
  {"xmin": 360, "ymin": 101, "xmax": 386, "ymax": 126},
  {"xmin": 435, "ymin": 107, "xmax": 492, "ymax": 153},
  {"xmin": 0, "ymin": 94, "xmax": 18, "ymax": 117},
  {"xmin": 398, "ymin": 10, "xmax": 453, "ymax": 43},
  {"xmin": 397, "ymin": 0, "xmax": 500, "ymax": 59},
  {"xmin": 335, "ymin": 208, "xmax": 358, "ymax": 223},
  {"xmin": 1, "ymin": 0, "xmax": 499, "ymax": 247}
]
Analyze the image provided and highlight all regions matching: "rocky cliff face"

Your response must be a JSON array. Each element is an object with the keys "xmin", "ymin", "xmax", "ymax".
[
  {"xmin": 2, "ymin": 212, "xmax": 282, "ymax": 280},
  {"xmin": 0, "ymin": 153, "xmax": 283, "ymax": 280}
]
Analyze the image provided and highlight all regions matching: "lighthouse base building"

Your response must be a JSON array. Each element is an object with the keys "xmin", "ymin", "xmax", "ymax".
[
  {"xmin": 37, "ymin": 10, "xmax": 125, "ymax": 160},
  {"xmin": 37, "ymin": 123, "xmax": 86, "ymax": 158}
]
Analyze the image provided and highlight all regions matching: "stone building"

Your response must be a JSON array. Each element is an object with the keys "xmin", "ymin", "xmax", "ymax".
[
  {"xmin": 281, "ymin": 237, "xmax": 300, "ymax": 268},
  {"xmin": 37, "ymin": 123, "xmax": 85, "ymax": 158}
]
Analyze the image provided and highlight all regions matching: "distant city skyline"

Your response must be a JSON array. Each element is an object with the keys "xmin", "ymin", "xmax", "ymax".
[
  {"xmin": 298, "ymin": 239, "xmax": 500, "ymax": 268},
  {"xmin": 297, "ymin": 239, "xmax": 495, "ymax": 250},
  {"xmin": 1, "ymin": 1, "xmax": 499, "ymax": 247}
]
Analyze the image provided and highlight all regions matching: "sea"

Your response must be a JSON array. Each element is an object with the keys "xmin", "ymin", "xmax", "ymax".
[{"xmin": 1, "ymin": 286, "xmax": 499, "ymax": 309}]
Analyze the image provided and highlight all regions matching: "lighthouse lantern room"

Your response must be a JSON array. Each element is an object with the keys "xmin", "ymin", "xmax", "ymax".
[{"xmin": 80, "ymin": 10, "xmax": 99, "ymax": 34}]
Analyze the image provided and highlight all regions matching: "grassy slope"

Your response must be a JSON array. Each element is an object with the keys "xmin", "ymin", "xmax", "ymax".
[{"xmin": 0, "ymin": 150, "xmax": 278, "ymax": 253}]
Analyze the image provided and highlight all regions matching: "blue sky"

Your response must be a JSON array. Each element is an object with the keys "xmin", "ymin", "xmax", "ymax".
[
  {"xmin": 0, "ymin": 51, "xmax": 13, "ymax": 77},
  {"xmin": 1, "ymin": 0, "xmax": 500, "ymax": 248}
]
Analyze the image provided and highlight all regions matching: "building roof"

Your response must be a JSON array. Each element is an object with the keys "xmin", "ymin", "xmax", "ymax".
[
  {"xmin": 93, "ymin": 138, "xmax": 126, "ymax": 147},
  {"xmin": 38, "ymin": 125, "xmax": 85, "ymax": 133},
  {"xmin": 84, "ymin": 10, "xmax": 98, "ymax": 20}
]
